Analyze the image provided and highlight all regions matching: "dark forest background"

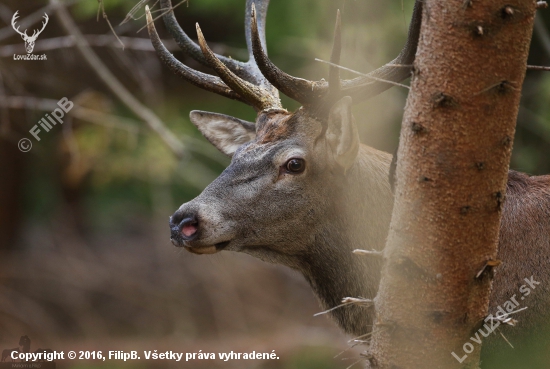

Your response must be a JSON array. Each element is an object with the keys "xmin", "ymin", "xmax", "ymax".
[{"xmin": 0, "ymin": 0, "xmax": 549, "ymax": 368}]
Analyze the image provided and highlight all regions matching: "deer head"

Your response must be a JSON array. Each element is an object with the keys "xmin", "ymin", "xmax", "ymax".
[
  {"xmin": 147, "ymin": 0, "xmax": 421, "ymax": 334},
  {"xmin": 11, "ymin": 11, "xmax": 48, "ymax": 54}
]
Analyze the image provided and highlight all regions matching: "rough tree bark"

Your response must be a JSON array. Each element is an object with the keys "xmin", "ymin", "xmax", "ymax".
[{"xmin": 369, "ymin": 1, "xmax": 537, "ymax": 368}]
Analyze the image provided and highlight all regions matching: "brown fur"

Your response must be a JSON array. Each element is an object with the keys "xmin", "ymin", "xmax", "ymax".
[
  {"xmin": 482, "ymin": 170, "xmax": 550, "ymax": 364},
  {"xmin": 176, "ymin": 106, "xmax": 550, "ymax": 368},
  {"xmin": 255, "ymin": 111, "xmax": 296, "ymax": 144}
]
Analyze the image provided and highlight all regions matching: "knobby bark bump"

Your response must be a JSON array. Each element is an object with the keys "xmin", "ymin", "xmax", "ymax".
[{"xmin": 369, "ymin": 1, "xmax": 536, "ymax": 368}]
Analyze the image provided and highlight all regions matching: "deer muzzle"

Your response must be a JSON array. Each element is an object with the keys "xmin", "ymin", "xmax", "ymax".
[
  {"xmin": 170, "ymin": 211, "xmax": 198, "ymax": 242},
  {"xmin": 169, "ymin": 206, "xmax": 232, "ymax": 254}
]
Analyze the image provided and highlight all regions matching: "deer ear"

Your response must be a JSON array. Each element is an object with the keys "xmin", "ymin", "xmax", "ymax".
[
  {"xmin": 326, "ymin": 96, "xmax": 359, "ymax": 171},
  {"xmin": 190, "ymin": 111, "xmax": 256, "ymax": 157}
]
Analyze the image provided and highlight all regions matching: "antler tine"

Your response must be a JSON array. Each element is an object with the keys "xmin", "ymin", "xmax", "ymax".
[
  {"xmin": 160, "ymin": 0, "xmax": 270, "ymax": 89},
  {"xmin": 341, "ymin": 0, "xmax": 422, "ymax": 102},
  {"xmin": 159, "ymin": 0, "xmax": 242, "ymax": 71},
  {"xmin": 328, "ymin": 10, "xmax": 342, "ymax": 98},
  {"xmin": 196, "ymin": 23, "xmax": 282, "ymax": 112},
  {"xmin": 250, "ymin": 4, "xmax": 328, "ymax": 105},
  {"xmin": 159, "ymin": 0, "xmax": 204, "ymax": 61},
  {"xmin": 245, "ymin": 0, "xmax": 268, "ymax": 62},
  {"xmin": 252, "ymin": 1, "xmax": 422, "ymax": 107},
  {"xmin": 145, "ymin": 6, "xmax": 248, "ymax": 104},
  {"xmin": 244, "ymin": 0, "xmax": 278, "ymax": 95}
]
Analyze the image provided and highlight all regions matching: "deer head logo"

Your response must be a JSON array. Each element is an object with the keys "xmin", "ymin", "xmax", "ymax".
[{"xmin": 11, "ymin": 11, "xmax": 48, "ymax": 54}]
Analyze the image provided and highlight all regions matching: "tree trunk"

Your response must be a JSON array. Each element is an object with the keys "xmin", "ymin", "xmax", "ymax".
[{"xmin": 369, "ymin": 1, "xmax": 536, "ymax": 368}]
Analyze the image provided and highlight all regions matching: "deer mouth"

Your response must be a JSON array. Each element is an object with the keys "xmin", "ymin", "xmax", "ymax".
[
  {"xmin": 182, "ymin": 240, "xmax": 231, "ymax": 255},
  {"xmin": 169, "ymin": 209, "xmax": 234, "ymax": 253},
  {"xmin": 184, "ymin": 245, "xmax": 218, "ymax": 254},
  {"xmin": 215, "ymin": 241, "xmax": 231, "ymax": 250}
]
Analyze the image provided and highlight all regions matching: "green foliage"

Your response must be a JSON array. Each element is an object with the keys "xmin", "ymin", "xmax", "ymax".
[{"xmin": 72, "ymin": 0, "xmax": 134, "ymax": 19}]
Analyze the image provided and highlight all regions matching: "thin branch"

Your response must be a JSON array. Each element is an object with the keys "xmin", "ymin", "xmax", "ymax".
[
  {"xmin": 0, "ymin": 35, "xmax": 246, "ymax": 59},
  {"xmin": 50, "ymin": 0, "xmax": 186, "ymax": 159},
  {"xmin": 348, "ymin": 326, "xmax": 388, "ymax": 343},
  {"xmin": 474, "ymin": 80, "xmax": 518, "ymax": 96},
  {"xmin": 315, "ymin": 58, "xmax": 411, "ymax": 90},
  {"xmin": 333, "ymin": 341, "xmax": 364, "ymax": 359},
  {"xmin": 96, "ymin": 0, "xmax": 124, "ymax": 49},
  {"xmin": 1, "ymin": 95, "xmax": 227, "ymax": 165},
  {"xmin": 353, "ymin": 249, "xmax": 383, "ymax": 256},
  {"xmin": 344, "ymin": 358, "xmax": 363, "ymax": 369},
  {"xmin": 497, "ymin": 328, "xmax": 515, "ymax": 348},
  {"xmin": 526, "ymin": 65, "xmax": 550, "ymax": 71},
  {"xmin": 485, "ymin": 306, "xmax": 529, "ymax": 328},
  {"xmin": 371, "ymin": 64, "xmax": 412, "ymax": 68},
  {"xmin": 0, "ymin": 96, "xmax": 139, "ymax": 135},
  {"xmin": 121, "ymin": 0, "xmax": 150, "ymax": 25},
  {"xmin": 121, "ymin": 0, "xmax": 166, "ymax": 25},
  {"xmin": 122, "ymin": 2, "xmax": 177, "ymax": 25},
  {"xmin": 475, "ymin": 259, "xmax": 502, "ymax": 279},
  {"xmin": 314, "ymin": 297, "xmax": 373, "ymax": 316},
  {"xmin": 314, "ymin": 301, "xmax": 354, "ymax": 317},
  {"xmin": 0, "ymin": 35, "xmax": 174, "ymax": 57},
  {"xmin": 136, "ymin": 0, "xmax": 188, "ymax": 34},
  {"xmin": 341, "ymin": 297, "xmax": 374, "ymax": 306}
]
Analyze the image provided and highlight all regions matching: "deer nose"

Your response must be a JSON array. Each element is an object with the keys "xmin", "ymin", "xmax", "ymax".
[{"xmin": 169, "ymin": 210, "xmax": 199, "ymax": 242}]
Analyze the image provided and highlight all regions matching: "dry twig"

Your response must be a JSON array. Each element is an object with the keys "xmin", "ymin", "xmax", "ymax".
[
  {"xmin": 353, "ymin": 249, "xmax": 383, "ymax": 256},
  {"xmin": 314, "ymin": 297, "xmax": 373, "ymax": 316},
  {"xmin": 315, "ymin": 58, "xmax": 411, "ymax": 89},
  {"xmin": 50, "ymin": 0, "xmax": 186, "ymax": 159},
  {"xmin": 136, "ymin": 0, "xmax": 188, "ymax": 33},
  {"xmin": 96, "ymin": 0, "xmax": 124, "ymax": 49}
]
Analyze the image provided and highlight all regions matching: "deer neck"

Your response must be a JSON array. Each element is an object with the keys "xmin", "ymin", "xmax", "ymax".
[{"xmin": 299, "ymin": 145, "xmax": 394, "ymax": 336}]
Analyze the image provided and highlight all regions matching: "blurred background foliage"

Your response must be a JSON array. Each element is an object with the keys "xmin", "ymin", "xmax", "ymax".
[{"xmin": 0, "ymin": 0, "xmax": 549, "ymax": 368}]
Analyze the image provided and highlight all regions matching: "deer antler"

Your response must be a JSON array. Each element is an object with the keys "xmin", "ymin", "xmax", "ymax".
[
  {"xmin": 328, "ymin": 9, "xmax": 342, "ymax": 99},
  {"xmin": 146, "ymin": 0, "xmax": 282, "ymax": 112},
  {"xmin": 145, "ymin": 6, "xmax": 247, "ymax": 104},
  {"xmin": 11, "ymin": 11, "xmax": 28, "ymax": 39},
  {"xmin": 339, "ymin": 1, "xmax": 421, "ymax": 102},
  {"xmin": 159, "ymin": 0, "xmax": 275, "ymax": 94},
  {"xmin": 195, "ymin": 24, "xmax": 282, "ymax": 111},
  {"xmin": 147, "ymin": 0, "xmax": 422, "ymax": 112},
  {"xmin": 250, "ymin": 4, "xmax": 326, "ymax": 105},
  {"xmin": 251, "ymin": 1, "xmax": 423, "ymax": 106}
]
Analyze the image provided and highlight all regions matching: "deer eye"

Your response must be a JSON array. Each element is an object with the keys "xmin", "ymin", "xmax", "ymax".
[{"xmin": 285, "ymin": 158, "xmax": 305, "ymax": 174}]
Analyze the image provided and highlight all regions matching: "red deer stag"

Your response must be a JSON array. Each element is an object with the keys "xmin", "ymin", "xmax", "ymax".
[{"xmin": 146, "ymin": 0, "xmax": 550, "ymax": 364}]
